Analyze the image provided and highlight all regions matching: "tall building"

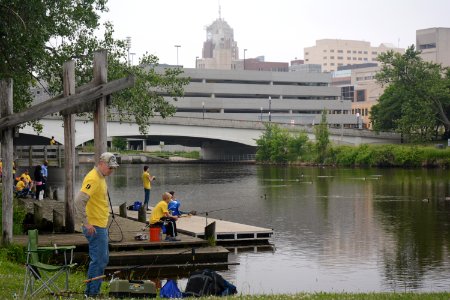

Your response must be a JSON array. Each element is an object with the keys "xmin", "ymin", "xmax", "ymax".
[
  {"xmin": 304, "ymin": 39, "xmax": 404, "ymax": 72},
  {"xmin": 416, "ymin": 27, "xmax": 450, "ymax": 67},
  {"xmin": 197, "ymin": 16, "xmax": 240, "ymax": 70},
  {"xmin": 196, "ymin": 11, "xmax": 289, "ymax": 71}
]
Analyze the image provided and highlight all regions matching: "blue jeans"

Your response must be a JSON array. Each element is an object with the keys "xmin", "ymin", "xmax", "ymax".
[
  {"xmin": 144, "ymin": 188, "xmax": 151, "ymax": 209},
  {"xmin": 83, "ymin": 226, "xmax": 109, "ymax": 296}
]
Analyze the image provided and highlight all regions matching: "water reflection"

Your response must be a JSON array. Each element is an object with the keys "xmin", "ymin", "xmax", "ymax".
[{"xmin": 49, "ymin": 164, "xmax": 450, "ymax": 293}]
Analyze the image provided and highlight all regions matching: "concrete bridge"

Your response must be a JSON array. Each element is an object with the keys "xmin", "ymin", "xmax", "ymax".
[{"xmin": 19, "ymin": 116, "xmax": 401, "ymax": 160}]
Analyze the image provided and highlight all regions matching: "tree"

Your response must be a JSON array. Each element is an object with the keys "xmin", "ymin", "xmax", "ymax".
[
  {"xmin": 314, "ymin": 110, "xmax": 330, "ymax": 163},
  {"xmin": 112, "ymin": 137, "xmax": 127, "ymax": 151},
  {"xmin": 256, "ymin": 124, "xmax": 290, "ymax": 163},
  {"xmin": 0, "ymin": 1, "xmax": 188, "ymax": 134},
  {"xmin": 372, "ymin": 45, "xmax": 450, "ymax": 142}
]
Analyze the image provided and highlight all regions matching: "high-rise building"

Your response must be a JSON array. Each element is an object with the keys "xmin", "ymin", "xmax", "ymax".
[
  {"xmin": 196, "ymin": 11, "xmax": 288, "ymax": 71},
  {"xmin": 416, "ymin": 27, "xmax": 450, "ymax": 67},
  {"xmin": 304, "ymin": 39, "xmax": 404, "ymax": 72}
]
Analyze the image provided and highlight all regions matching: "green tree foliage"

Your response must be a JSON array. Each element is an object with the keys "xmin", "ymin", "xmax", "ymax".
[
  {"xmin": 314, "ymin": 110, "xmax": 330, "ymax": 163},
  {"xmin": 372, "ymin": 45, "xmax": 450, "ymax": 142},
  {"xmin": 111, "ymin": 136, "xmax": 126, "ymax": 151},
  {"xmin": 256, "ymin": 123, "xmax": 311, "ymax": 163},
  {"xmin": 0, "ymin": 1, "xmax": 188, "ymax": 134}
]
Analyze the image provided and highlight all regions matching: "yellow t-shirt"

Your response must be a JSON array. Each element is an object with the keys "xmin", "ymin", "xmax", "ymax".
[
  {"xmin": 16, "ymin": 180, "xmax": 26, "ymax": 191},
  {"xmin": 142, "ymin": 171, "xmax": 151, "ymax": 189},
  {"xmin": 150, "ymin": 200, "xmax": 168, "ymax": 224},
  {"xmin": 21, "ymin": 173, "xmax": 32, "ymax": 184},
  {"xmin": 50, "ymin": 138, "xmax": 56, "ymax": 145},
  {"xmin": 80, "ymin": 167, "xmax": 109, "ymax": 228}
]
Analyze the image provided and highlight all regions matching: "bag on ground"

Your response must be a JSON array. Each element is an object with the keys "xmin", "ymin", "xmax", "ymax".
[
  {"xmin": 183, "ymin": 269, "xmax": 237, "ymax": 297},
  {"xmin": 160, "ymin": 279, "xmax": 182, "ymax": 298}
]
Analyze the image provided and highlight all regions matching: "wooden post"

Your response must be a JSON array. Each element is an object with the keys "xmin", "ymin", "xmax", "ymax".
[
  {"xmin": 53, "ymin": 210, "xmax": 64, "ymax": 233},
  {"xmin": 119, "ymin": 202, "xmax": 127, "ymax": 218},
  {"xmin": 0, "ymin": 79, "xmax": 14, "ymax": 245},
  {"xmin": 62, "ymin": 60, "xmax": 76, "ymax": 233},
  {"xmin": 138, "ymin": 206, "xmax": 147, "ymax": 223},
  {"xmin": 204, "ymin": 221, "xmax": 216, "ymax": 241},
  {"xmin": 93, "ymin": 50, "xmax": 108, "ymax": 162},
  {"xmin": 33, "ymin": 203, "xmax": 43, "ymax": 227}
]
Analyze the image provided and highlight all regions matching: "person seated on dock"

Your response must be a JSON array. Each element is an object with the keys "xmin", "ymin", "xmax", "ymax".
[
  {"xmin": 20, "ymin": 169, "xmax": 34, "ymax": 191},
  {"xmin": 15, "ymin": 176, "xmax": 31, "ymax": 198},
  {"xmin": 149, "ymin": 192, "xmax": 180, "ymax": 242},
  {"xmin": 168, "ymin": 191, "xmax": 196, "ymax": 217}
]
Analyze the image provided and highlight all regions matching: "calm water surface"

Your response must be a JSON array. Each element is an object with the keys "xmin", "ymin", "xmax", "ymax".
[{"xmin": 51, "ymin": 164, "xmax": 450, "ymax": 294}]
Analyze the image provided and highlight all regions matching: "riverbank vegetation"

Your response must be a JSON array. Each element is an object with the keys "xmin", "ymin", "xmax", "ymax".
[
  {"xmin": 371, "ymin": 46, "xmax": 450, "ymax": 143},
  {"xmin": 255, "ymin": 123, "xmax": 450, "ymax": 167}
]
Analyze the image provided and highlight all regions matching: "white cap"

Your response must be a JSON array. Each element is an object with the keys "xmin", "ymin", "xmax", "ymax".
[{"xmin": 99, "ymin": 152, "xmax": 119, "ymax": 168}]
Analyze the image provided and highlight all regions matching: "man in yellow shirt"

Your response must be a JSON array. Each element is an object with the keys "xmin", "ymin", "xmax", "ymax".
[
  {"xmin": 142, "ymin": 165, "xmax": 155, "ymax": 211},
  {"xmin": 75, "ymin": 152, "xmax": 119, "ymax": 297},
  {"xmin": 50, "ymin": 136, "xmax": 56, "ymax": 145},
  {"xmin": 149, "ymin": 192, "xmax": 179, "ymax": 241}
]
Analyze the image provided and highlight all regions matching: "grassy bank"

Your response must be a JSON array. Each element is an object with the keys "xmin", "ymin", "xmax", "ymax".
[{"xmin": 1, "ymin": 252, "xmax": 449, "ymax": 300}]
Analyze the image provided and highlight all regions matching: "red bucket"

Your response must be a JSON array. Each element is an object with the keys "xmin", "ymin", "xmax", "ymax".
[{"xmin": 149, "ymin": 227, "xmax": 161, "ymax": 242}]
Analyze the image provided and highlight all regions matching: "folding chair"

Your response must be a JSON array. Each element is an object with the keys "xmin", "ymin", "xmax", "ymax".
[{"xmin": 23, "ymin": 229, "xmax": 77, "ymax": 297}]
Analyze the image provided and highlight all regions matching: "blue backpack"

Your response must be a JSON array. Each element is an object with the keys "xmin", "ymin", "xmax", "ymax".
[{"xmin": 160, "ymin": 279, "xmax": 182, "ymax": 298}]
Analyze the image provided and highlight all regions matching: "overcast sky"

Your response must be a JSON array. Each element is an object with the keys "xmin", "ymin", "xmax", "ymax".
[{"xmin": 100, "ymin": 0, "xmax": 450, "ymax": 68}]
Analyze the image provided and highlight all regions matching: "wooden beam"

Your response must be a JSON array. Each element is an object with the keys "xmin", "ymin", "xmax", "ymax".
[
  {"xmin": 0, "ymin": 75, "xmax": 135, "ymax": 131},
  {"xmin": 63, "ymin": 60, "xmax": 76, "ymax": 233},
  {"xmin": 93, "ymin": 50, "xmax": 108, "ymax": 162},
  {"xmin": 0, "ymin": 79, "xmax": 14, "ymax": 246}
]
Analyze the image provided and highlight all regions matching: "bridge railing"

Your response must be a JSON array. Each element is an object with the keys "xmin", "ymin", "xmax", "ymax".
[{"xmin": 215, "ymin": 153, "xmax": 256, "ymax": 162}]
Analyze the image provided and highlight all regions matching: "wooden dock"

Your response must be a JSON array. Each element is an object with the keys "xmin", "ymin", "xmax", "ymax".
[
  {"xmin": 113, "ymin": 206, "xmax": 273, "ymax": 243},
  {"xmin": 14, "ymin": 198, "xmax": 236, "ymax": 278}
]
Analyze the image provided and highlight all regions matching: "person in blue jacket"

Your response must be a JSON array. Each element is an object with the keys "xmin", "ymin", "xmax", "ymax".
[{"xmin": 168, "ymin": 191, "xmax": 185, "ymax": 217}]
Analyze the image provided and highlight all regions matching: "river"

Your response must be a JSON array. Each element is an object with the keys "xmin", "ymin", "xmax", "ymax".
[{"xmin": 50, "ymin": 163, "xmax": 450, "ymax": 294}]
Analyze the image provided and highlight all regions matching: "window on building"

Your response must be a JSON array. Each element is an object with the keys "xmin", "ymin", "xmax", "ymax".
[
  {"xmin": 305, "ymin": 52, "xmax": 309, "ymax": 55},
  {"xmin": 365, "ymin": 108, "xmax": 368, "ymax": 116},
  {"xmin": 347, "ymin": 57, "xmax": 351, "ymax": 60},
  {"xmin": 330, "ymin": 63, "xmax": 335, "ymax": 66},
  {"xmin": 372, "ymin": 51, "xmax": 377, "ymax": 55},
  {"xmin": 324, "ymin": 63, "xmax": 327, "ymax": 66},
  {"xmin": 364, "ymin": 58, "xmax": 368, "ymax": 61},
  {"xmin": 323, "ymin": 49, "xmax": 327, "ymax": 52},
  {"xmin": 358, "ymin": 57, "xmax": 362, "ymax": 60},
  {"xmin": 356, "ymin": 90, "xmax": 366, "ymax": 102},
  {"xmin": 337, "ymin": 56, "xmax": 343, "ymax": 60},
  {"xmin": 338, "ymin": 50, "xmax": 343, "ymax": 53},
  {"xmin": 353, "ymin": 50, "xmax": 356, "ymax": 54},
  {"xmin": 305, "ymin": 59, "xmax": 309, "ymax": 62},
  {"xmin": 347, "ymin": 50, "xmax": 351, "ymax": 53},
  {"xmin": 353, "ymin": 57, "xmax": 357, "ymax": 60},
  {"xmin": 330, "ymin": 49, "xmax": 335, "ymax": 52},
  {"xmin": 330, "ymin": 56, "xmax": 335, "ymax": 59},
  {"xmin": 338, "ymin": 63, "xmax": 343, "ymax": 66},
  {"xmin": 363, "ymin": 51, "xmax": 368, "ymax": 54},
  {"xmin": 419, "ymin": 43, "xmax": 436, "ymax": 50},
  {"xmin": 323, "ymin": 56, "xmax": 327, "ymax": 59},
  {"xmin": 358, "ymin": 51, "xmax": 362, "ymax": 54}
]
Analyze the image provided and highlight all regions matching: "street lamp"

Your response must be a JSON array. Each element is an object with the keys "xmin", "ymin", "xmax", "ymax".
[
  {"xmin": 243, "ymin": 49, "xmax": 247, "ymax": 70},
  {"xmin": 174, "ymin": 45, "xmax": 181, "ymax": 66},
  {"xmin": 260, "ymin": 107, "xmax": 263, "ymax": 121},
  {"xmin": 202, "ymin": 101, "xmax": 205, "ymax": 119},
  {"xmin": 195, "ymin": 56, "xmax": 199, "ymax": 69},
  {"xmin": 340, "ymin": 99, "xmax": 344, "ymax": 142},
  {"xmin": 126, "ymin": 36, "xmax": 132, "ymax": 66},
  {"xmin": 268, "ymin": 96, "xmax": 272, "ymax": 122},
  {"xmin": 130, "ymin": 52, "xmax": 136, "ymax": 66}
]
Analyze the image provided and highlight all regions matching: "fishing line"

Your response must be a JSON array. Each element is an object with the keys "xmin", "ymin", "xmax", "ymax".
[{"xmin": 107, "ymin": 192, "xmax": 124, "ymax": 243}]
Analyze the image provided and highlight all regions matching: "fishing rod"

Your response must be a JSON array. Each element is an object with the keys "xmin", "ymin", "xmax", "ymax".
[
  {"xmin": 107, "ymin": 192, "xmax": 124, "ymax": 243},
  {"xmin": 196, "ymin": 205, "xmax": 242, "ymax": 226}
]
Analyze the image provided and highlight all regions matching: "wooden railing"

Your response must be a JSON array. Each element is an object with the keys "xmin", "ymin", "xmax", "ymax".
[{"xmin": 14, "ymin": 145, "xmax": 71, "ymax": 167}]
